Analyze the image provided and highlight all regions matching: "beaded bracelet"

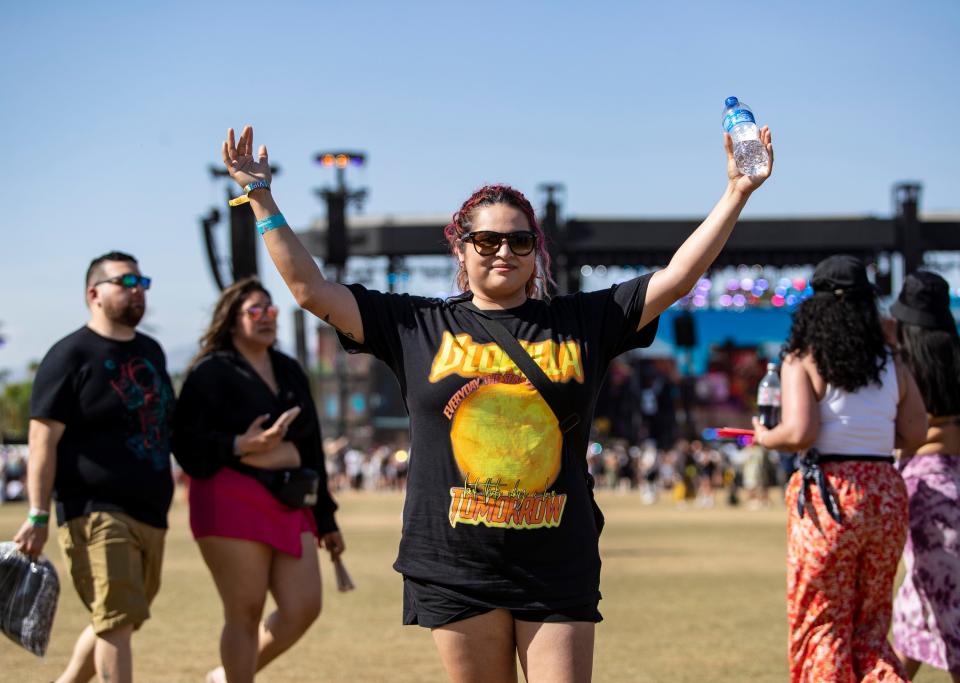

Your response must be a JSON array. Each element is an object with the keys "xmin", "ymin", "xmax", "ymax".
[{"xmin": 256, "ymin": 213, "xmax": 287, "ymax": 235}]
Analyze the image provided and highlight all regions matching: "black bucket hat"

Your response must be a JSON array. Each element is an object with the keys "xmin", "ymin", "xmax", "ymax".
[
  {"xmin": 811, "ymin": 254, "xmax": 874, "ymax": 297},
  {"xmin": 890, "ymin": 271, "xmax": 956, "ymax": 331}
]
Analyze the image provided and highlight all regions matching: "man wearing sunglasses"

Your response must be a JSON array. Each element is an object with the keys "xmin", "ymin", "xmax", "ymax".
[{"xmin": 14, "ymin": 251, "xmax": 175, "ymax": 683}]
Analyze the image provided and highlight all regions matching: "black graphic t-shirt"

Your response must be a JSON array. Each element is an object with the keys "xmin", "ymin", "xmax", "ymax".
[
  {"xmin": 339, "ymin": 274, "xmax": 658, "ymax": 610},
  {"xmin": 31, "ymin": 327, "xmax": 176, "ymax": 528}
]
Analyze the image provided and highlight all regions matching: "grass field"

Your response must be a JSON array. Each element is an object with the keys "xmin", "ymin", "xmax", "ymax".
[{"xmin": 0, "ymin": 492, "xmax": 951, "ymax": 682}]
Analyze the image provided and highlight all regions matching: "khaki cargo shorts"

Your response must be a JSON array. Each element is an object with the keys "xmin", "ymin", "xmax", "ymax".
[{"xmin": 58, "ymin": 511, "xmax": 165, "ymax": 634}]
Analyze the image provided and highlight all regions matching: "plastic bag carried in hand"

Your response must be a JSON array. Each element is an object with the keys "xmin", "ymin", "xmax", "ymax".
[{"xmin": 0, "ymin": 542, "xmax": 59, "ymax": 657}]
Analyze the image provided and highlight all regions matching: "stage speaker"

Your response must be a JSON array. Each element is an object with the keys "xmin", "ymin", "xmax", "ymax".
[{"xmin": 673, "ymin": 312, "xmax": 696, "ymax": 348}]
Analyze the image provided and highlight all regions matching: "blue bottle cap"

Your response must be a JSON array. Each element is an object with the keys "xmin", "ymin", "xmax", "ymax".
[{"xmin": 724, "ymin": 96, "xmax": 739, "ymax": 107}]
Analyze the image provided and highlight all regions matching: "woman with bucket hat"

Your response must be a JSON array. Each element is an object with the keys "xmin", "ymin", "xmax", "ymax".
[
  {"xmin": 752, "ymin": 255, "xmax": 928, "ymax": 682},
  {"xmin": 889, "ymin": 271, "xmax": 960, "ymax": 682}
]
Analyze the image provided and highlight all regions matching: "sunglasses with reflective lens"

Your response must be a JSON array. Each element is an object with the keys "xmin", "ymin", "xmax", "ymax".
[
  {"xmin": 94, "ymin": 273, "xmax": 152, "ymax": 290},
  {"xmin": 461, "ymin": 230, "xmax": 537, "ymax": 256},
  {"xmin": 243, "ymin": 305, "xmax": 279, "ymax": 322}
]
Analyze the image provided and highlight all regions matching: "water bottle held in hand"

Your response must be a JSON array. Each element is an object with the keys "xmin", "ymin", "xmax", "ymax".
[
  {"xmin": 722, "ymin": 96, "xmax": 769, "ymax": 177},
  {"xmin": 757, "ymin": 362, "xmax": 781, "ymax": 430}
]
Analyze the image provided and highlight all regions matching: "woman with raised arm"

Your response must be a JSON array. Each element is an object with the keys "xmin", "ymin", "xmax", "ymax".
[
  {"xmin": 888, "ymin": 271, "xmax": 960, "ymax": 682},
  {"xmin": 172, "ymin": 277, "xmax": 343, "ymax": 683},
  {"xmin": 220, "ymin": 123, "xmax": 772, "ymax": 682},
  {"xmin": 751, "ymin": 255, "xmax": 928, "ymax": 683}
]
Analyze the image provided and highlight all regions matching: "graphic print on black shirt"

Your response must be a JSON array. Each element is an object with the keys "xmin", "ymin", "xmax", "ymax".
[
  {"xmin": 338, "ymin": 273, "xmax": 658, "ymax": 609},
  {"xmin": 431, "ymin": 331, "xmax": 582, "ymax": 530},
  {"xmin": 104, "ymin": 355, "xmax": 174, "ymax": 471},
  {"xmin": 31, "ymin": 327, "xmax": 175, "ymax": 528}
]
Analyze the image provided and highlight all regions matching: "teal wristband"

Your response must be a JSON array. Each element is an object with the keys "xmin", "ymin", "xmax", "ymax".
[{"xmin": 256, "ymin": 213, "xmax": 287, "ymax": 235}]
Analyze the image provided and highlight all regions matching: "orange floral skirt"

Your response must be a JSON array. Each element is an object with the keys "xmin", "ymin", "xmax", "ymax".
[{"xmin": 786, "ymin": 461, "xmax": 908, "ymax": 682}]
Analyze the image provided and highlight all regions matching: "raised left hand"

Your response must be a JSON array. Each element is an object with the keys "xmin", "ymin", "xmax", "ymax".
[
  {"xmin": 222, "ymin": 125, "xmax": 271, "ymax": 190},
  {"xmin": 726, "ymin": 126, "xmax": 774, "ymax": 195}
]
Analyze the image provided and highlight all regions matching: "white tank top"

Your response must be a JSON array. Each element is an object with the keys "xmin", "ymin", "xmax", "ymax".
[{"xmin": 812, "ymin": 356, "xmax": 899, "ymax": 455}]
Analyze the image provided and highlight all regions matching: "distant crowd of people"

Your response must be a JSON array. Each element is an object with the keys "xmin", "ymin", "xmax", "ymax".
[
  {"xmin": 0, "ymin": 443, "xmax": 28, "ymax": 502},
  {"xmin": 585, "ymin": 437, "xmax": 790, "ymax": 508},
  {"xmin": 323, "ymin": 440, "xmax": 409, "ymax": 492},
  {"xmin": 284, "ymin": 435, "xmax": 789, "ymax": 505}
]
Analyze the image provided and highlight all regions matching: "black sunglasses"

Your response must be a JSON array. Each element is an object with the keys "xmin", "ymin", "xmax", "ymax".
[
  {"xmin": 461, "ymin": 230, "xmax": 537, "ymax": 256},
  {"xmin": 94, "ymin": 273, "xmax": 152, "ymax": 290}
]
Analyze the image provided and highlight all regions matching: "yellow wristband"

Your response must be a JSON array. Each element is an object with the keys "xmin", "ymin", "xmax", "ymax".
[{"xmin": 228, "ymin": 181, "xmax": 270, "ymax": 207}]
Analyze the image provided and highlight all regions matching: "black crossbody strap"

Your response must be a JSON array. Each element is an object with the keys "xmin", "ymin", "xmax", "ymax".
[{"xmin": 456, "ymin": 300, "xmax": 580, "ymax": 435}]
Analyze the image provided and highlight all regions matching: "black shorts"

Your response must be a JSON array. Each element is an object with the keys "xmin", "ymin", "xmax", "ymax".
[{"xmin": 402, "ymin": 577, "xmax": 603, "ymax": 629}]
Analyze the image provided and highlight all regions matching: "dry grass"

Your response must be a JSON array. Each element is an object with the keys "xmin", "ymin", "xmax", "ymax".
[{"xmin": 0, "ymin": 491, "xmax": 951, "ymax": 682}]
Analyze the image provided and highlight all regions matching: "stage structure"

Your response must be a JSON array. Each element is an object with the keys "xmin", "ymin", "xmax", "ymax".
[
  {"xmin": 294, "ymin": 182, "xmax": 959, "ymax": 295},
  {"xmin": 201, "ymin": 180, "xmax": 959, "ymax": 441}
]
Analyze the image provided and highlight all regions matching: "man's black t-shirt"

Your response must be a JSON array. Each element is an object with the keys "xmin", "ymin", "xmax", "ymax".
[
  {"xmin": 339, "ymin": 275, "xmax": 658, "ymax": 610},
  {"xmin": 30, "ymin": 327, "xmax": 176, "ymax": 528}
]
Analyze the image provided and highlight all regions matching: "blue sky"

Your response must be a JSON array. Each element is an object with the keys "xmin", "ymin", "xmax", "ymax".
[{"xmin": 1, "ymin": 1, "xmax": 958, "ymax": 375}]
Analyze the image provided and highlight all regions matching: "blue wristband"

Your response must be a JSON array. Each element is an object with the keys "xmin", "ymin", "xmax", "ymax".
[
  {"xmin": 256, "ymin": 213, "xmax": 287, "ymax": 235},
  {"xmin": 227, "ymin": 180, "xmax": 271, "ymax": 207},
  {"xmin": 243, "ymin": 180, "xmax": 270, "ymax": 195}
]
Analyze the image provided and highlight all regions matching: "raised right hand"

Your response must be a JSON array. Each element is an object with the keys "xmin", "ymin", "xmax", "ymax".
[
  {"xmin": 13, "ymin": 519, "xmax": 48, "ymax": 558},
  {"xmin": 235, "ymin": 407, "xmax": 301, "ymax": 456},
  {"xmin": 725, "ymin": 126, "xmax": 774, "ymax": 196},
  {"xmin": 222, "ymin": 125, "xmax": 271, "ymax": 190}
]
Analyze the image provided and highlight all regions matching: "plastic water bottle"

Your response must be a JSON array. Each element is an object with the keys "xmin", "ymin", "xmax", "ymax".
[
  {"xmin": 722, "ymin": 96, "xmax": 769, "ymax": 177},
  {"xmin": 757, "ymin": 362, "xmax": 781, "ymax": 429}
]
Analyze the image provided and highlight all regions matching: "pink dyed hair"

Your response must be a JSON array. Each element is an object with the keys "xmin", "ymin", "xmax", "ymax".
[{"xmin": 443, "ymin": 184, "xmax": 554, "ymax": 299}]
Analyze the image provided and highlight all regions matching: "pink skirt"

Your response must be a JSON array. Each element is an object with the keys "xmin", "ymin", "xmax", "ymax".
[
  {"xmin": 892, "ymin": 454, "xmax": 960, "ymax": 673},
  {"xmin": 188, "ymin": 467, "xmax": 318, "ymax": 558}
]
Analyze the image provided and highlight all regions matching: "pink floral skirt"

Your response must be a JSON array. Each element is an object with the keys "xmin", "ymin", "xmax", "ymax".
[{"xmin": 892, "ymin": 454, "xmax": 960, "ymax": 674}]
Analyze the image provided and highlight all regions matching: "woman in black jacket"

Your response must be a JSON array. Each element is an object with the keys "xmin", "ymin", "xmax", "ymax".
[{"xmin": 173, "ymin": 277, "xmax": 343, "ymax": 683}]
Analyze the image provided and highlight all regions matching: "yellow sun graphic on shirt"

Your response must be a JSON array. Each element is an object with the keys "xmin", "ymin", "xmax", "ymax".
[{"xmin": 449, "ymin": 381, "xmax": 562, "ymax": 493}]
